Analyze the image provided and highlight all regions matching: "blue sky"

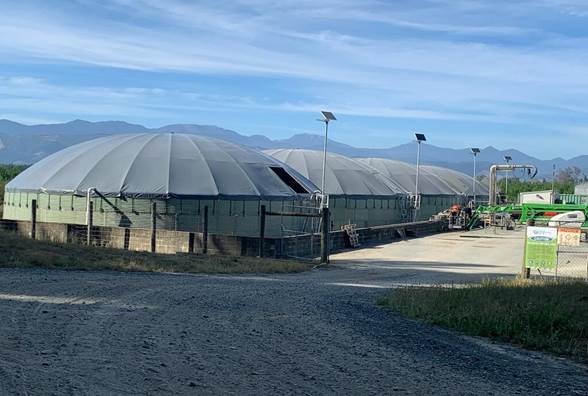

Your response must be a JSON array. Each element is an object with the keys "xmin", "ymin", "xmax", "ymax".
[{"xmin": 0, "ymin": 0, "xmax": 587, "ymax": 159}]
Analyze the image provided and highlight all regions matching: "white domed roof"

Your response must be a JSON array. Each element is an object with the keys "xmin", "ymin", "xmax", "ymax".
[
  {"xmin": 7, "ymin": 134, "xmax": 317, "ymax": 199},
  {"xmin": 358, "ymin": 157, "xmax": 488, "ymax": 196},
  {"xmin": 264, "ymin": 149, "xmax": 405, "ymax": 197}
]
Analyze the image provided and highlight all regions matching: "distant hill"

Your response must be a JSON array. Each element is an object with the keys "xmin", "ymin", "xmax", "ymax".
[{"xmin": 0, "ymin": 119, "xmax": 582, "ymax": 178}]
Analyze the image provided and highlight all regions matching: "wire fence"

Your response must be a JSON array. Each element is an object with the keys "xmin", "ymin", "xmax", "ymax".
[
  {"xmin": 0, "ymin": 218, "xmax": 213, "ymax": 256},
  {"xmin": 528, "ymin": 223, "xmax": 588, "ymax": 281},
  {"xmin": 0, "ymin": 216, "xmax": 326, "ymax": 259},
  {"xmin": 271, "ymin": 202, "xmax": 324, "ymax": 260},
  {"xmin": 75, "ymin": 227, "xmax": 202, "ymax": 254},
  {"xmin": 556, "ymin": 242, "xmax": 588, "ymax": 281}
]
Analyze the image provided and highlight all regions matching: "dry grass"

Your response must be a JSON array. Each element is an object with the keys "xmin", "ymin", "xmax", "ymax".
[
  {"xmin": 0, "ymin": 230, "xmax": 314, "ymax": 274},
  {"xmin": 378, "ymin": 279, "xmax": 588, "ymax": 362}
]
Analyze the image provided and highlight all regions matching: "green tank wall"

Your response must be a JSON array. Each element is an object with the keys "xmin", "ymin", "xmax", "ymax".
[
  {"xmin": 2, "ymin": 191, "xmax": 317, "ymax": 238},
  {"xmin": 324, "ymin": 195, "xmax": 464, "ymax": 229},
  {"xmin": 418, "ymin": 195, "xmax": 470, "ymax": 220},
  {"xmin": 3, "ymin": 190, "xmax": 467, "ymax": 236},
  {"xmin": 329, "ymin": 197, "xmax": 408, "ymax": 229}
]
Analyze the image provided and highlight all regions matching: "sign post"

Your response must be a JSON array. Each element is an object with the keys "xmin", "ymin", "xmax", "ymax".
[{"xmin": 524, "ymin": 226, "xmax": 558, "ymax": 271}]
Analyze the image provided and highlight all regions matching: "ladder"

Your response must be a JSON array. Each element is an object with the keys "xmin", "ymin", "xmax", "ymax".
[{"xmin": 342, "ymin": 224, "xmax": 360, "ymax": 248}]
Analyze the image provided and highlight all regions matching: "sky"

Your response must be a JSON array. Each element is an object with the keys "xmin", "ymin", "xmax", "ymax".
[{"xmin": 0, "ymin": 0, "xmax": 587, "ymax": 159}]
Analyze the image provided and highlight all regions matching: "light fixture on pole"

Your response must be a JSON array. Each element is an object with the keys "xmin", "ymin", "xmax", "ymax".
[
  {"xmin": 414, "ymin": 133, "xmax": 426, "ymax": 221},
  {"xmin": 471, "ymin": 148, "xmax": 480, "ymax": 205},
  {"xmin": 317, "ymin": 111, "xmax": 336, "ymax": 208},
  {"xmin": 504, "ymin": 155, "xmax": 512, "ymax": 202},
  {"xmin": 552, "ymin": 164, "xmax": 556, "ymax": 204}
]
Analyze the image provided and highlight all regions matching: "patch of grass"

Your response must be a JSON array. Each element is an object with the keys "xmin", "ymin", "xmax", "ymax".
[
  {"xmin": 378, "ymin": 279, "xmax": 588, "ymax": 362},
  {"xmin": 0, "ymin": 230, "xmax": 313, "ymax": 274}
]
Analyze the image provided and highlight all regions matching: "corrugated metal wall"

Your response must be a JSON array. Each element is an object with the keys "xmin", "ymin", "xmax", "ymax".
[
  {"xmin": 560, "ymin": 194, "xmax": 588, "ymax": 205},
  {"xmin": 3, "ymin": 191, "xmax": 467, "ymax": 236},
  {"xmin": 2, "ymin": 191, "xmax": 321, "ymax": 238}
]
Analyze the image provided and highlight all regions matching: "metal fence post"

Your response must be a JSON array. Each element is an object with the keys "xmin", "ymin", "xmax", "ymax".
[
  {"xmin": 321, "ymin": 207, "xmax": 330, "ymax": 263},
  {"xmin": 123, "ymin": 228, "xmax": 130, "ymax": 251},
  {"xmin": 203, "ymin": 205, "xmax": 209, "ymax": 254},
  {"xmin": 188, "ymin": 232, "xmax": 195, "ymax": 253},
  {"xmin": 151, "ymin": 202, "xmax": 157, "ymax": 253},
  {"xmin": 30, "ymin": 199, "xmax": 37, "ymax": 240},
  {"xmin": 259, "ymin": 205, "xmax": 266, "ymax": 257},
  {"xmin": 87, "ymin": 200, "xmax": 93, "ymax": 246}
]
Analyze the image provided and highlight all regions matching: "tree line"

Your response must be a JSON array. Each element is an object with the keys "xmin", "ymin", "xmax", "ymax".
[
  {"xmin": 0, "ymin": 164, "xmax": 28, "ymax": 207},
  {"xmin": 496, "ymin": 166, "xmax": 584, "ymax": 202}
]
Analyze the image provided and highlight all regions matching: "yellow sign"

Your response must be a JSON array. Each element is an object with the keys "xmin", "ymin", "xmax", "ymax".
[{"xmin": 557, "ymin": 227, "xmax": 581, "ymax": 247}]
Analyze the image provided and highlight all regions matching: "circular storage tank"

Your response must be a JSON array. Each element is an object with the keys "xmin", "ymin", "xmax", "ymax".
[
  {"xmin": 421, "ymin": 165, "xmax": 489, "ymax": 197},
  {"xmin": 357, "ymin": 158, "xmax": 452, "ymax": 195},
  {"xmin": 358, "ymin": 157, "xmax": 490, "ymax": 219},
  {"xmin": 264, "ymin": 149, "xmax": 405, "ymax": 196},
  {"xmin": 3, "ymin": 134, "xmax": 318, "ymax": 236},
  {"xmin": 264, "ymin": 149, "xmax": 409, "ymax": 227}
]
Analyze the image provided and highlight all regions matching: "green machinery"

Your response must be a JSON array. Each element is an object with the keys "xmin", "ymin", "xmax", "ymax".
[
  {"xmin": 466, "ymin": 204, "xmax": 519, "ymax": 230},
  {"xmin": 467, "ymin": 203, "xmax": 588, "ymax": 230},
  {"xmin": 519, "ymin": 203, "xmax": 588, "ymax": 224}
]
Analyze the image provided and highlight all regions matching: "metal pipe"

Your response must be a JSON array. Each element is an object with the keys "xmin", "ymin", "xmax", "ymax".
[{"xmin": 489, "ymin": 164, "xmax": 537, "ymax": 206}]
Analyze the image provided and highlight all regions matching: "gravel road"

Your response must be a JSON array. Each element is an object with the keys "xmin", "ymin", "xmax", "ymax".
[{"xmin": 0, "ymin": 230, "xmax": 586, "ymax": 395}]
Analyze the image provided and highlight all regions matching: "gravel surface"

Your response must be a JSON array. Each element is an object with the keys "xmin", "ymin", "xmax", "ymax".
[{"xmin": 0, "ymin": 230, "xmax": 586, "ymax": 395}]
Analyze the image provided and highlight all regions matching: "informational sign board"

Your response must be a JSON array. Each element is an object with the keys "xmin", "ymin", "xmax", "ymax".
[
  {"xmin": 525, "ymin": 227, "xmax": 558, "ymax": 269},
  {"xmin": 557, "ymin": 227, "xmax": 581, "ymax": 247}
]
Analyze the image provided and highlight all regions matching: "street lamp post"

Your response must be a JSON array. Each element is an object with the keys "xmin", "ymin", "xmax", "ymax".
[
  {"xmin": 414, "ymin": 133, "xmax": 426, "ymax": 221},
  {"xmin": 504, "ymin": 155, "xmax": 512, "ymax": 202},
  {"xmin": 317, "ymin": 111, "xmax": 336, "ymax": 265},
  {"xmin": 471, "ymin": 148, "xmax": 480, "ymax": 205},
  {"xmin": 318, "ymin": 111, "xmax": 336, "ymax": 208},
  {"xmin": 552, "ymin": 164, "xmax": 556, "ymax": 204}
]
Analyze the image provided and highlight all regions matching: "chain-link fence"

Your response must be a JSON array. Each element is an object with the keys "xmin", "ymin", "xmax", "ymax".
[
  {"xmin": 527, "ymin": 225, "xmax": 588, "ymax": 281},
  {"xmin": 0, "ymin": 218, "xmax": 209, "ymax": 254},
  {"xmin": 556, "ymin": 242, "xmax": 588, "ymax": 281},
  {"xmin": 266, "ymin": 202, "xmax": 324, "ymax": 260}
]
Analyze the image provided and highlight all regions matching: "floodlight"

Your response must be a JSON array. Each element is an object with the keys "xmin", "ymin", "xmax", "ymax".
[
  {"xmin": 321, "ymin": 111, "xmax": 336, "ymax": 121},
  {"xmin": 415, "ymin": 133, "xmax": 426, "ymax": 142},
  {"xmin": 471, "ymin": 148, "xmax": 480, "ymax": 154}
]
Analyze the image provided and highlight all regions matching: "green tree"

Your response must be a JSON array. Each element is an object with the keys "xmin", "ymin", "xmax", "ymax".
[
  {"xmin": 0, "ymin": 164, "xmax": 28, "ymax": 210},
  {"xmin": 497, "ymin": 177, "xmax": 575, "ymax": 202}
]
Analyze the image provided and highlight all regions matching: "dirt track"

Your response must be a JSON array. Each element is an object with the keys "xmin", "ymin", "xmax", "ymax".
[{"xmin": 0, "ymin": 230, "xmax": 587, "ymax": 395}]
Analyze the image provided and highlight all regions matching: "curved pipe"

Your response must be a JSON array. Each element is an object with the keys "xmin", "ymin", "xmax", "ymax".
[{"xmin": 489, "ymin": 164, "xmax": 537, "ymax": 206}]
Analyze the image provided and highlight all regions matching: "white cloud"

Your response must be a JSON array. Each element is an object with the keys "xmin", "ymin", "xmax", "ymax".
[
  {"xmin": 0, "ymin": 1, "xmax": 586, "ymax": 157},
  {"xmin": 1, "ymin": 1, "xmax": 587, "ymax": 88}
]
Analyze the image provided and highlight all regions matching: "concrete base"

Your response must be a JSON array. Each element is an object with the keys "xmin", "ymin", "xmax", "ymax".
[{"xmin": 0, "ymin": 219, "xmax": 448, "ymax": 259}]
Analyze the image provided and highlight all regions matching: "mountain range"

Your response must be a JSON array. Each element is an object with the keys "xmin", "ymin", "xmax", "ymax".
[{"xmin": 0, "ymin": 119, "xmax": 584, "ymax": 178}]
